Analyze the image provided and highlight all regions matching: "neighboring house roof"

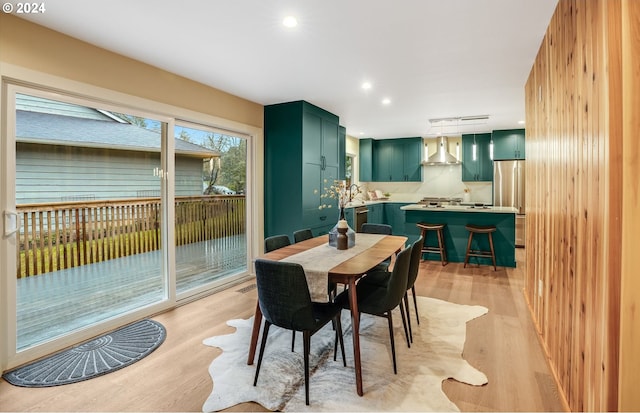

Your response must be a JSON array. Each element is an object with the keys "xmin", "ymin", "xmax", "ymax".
[
  {"xmin": 16, "ymin": 110, "xmax": 219, "ymax": 158},
  {"xmin": 17, "ymin": 93, "xmax": 125, "ymax": 122}
]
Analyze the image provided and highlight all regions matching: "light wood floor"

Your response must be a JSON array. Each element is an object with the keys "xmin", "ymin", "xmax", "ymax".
[{"xmin": 0, "ymin": 249, "xmax": 566, "ymax": 412}]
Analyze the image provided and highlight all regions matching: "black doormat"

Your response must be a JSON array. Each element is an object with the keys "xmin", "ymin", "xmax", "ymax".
[{"xmin": 3, "ymin": 319, "xmax": 166, "ymax": 387}]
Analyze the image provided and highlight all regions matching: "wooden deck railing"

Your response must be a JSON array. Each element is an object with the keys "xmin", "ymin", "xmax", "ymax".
[{"xmin": 15, "ymin": 195, "xmax": 245, "ymax": 278}]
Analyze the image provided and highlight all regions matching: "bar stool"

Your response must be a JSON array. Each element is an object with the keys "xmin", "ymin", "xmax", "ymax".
[
  {"xmin": 463, "ymin": 224, "xmax": 497, "ymax": 271},
  {"xmin": 416, "ymin": 222, "xmax": 448, "ymax": 266}
]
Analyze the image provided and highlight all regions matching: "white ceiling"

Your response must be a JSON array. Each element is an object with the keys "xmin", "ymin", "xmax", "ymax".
[{"xmin": 19, "ymin": 0, "xmax": 558, "ymax": 139}]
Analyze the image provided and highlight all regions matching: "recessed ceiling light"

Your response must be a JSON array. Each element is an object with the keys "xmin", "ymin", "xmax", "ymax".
[
  {"xmin": 359, "ymin": 131, "xmax": 365, "ymax": 135},
  {"xmin": 361, "ymin": 82, "xmax": 372, "ymax": 90},
  {"xmin": 282, "ymin": 16, "xmax": 298, "ymax": 28},
  {"xmin": 382, "ymin": 98, "xmax": 391, "ymax": 105},
  {"xmin": 518, "ymin": 120, "xmax": 525, "ymax": 125}
]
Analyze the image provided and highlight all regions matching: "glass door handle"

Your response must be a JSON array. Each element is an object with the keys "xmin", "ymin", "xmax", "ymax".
[{"xmin": 4, "ymin": 210, "xmax": 19, "ymax": 237}]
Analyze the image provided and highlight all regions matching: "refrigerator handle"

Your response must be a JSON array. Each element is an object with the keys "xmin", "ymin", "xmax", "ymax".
[{"xmin": 516, "ymin": 164, "xmax": 522, "ymax": 212}]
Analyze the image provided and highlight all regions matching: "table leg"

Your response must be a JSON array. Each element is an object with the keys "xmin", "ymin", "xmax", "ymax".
[
  {"xmin": 347, "ymin": 278, "xmax": 363, "ymax": 396},
  {"xmin": 247, "ymin": 300, "xmax": 262, "ymax": 365}
]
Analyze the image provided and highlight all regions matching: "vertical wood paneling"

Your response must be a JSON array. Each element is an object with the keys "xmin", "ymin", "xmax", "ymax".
[
  {"xmin": 524, "ymin": 0, "xmax": 626, "ymax": 411},
  {"xmin": 619, "ymin": 0, "xmax": 640, "ymax": 410}
]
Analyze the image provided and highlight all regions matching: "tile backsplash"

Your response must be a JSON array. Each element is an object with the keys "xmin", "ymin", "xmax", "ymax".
[{"xmin": 359, "ymin": 164, "xmax": 493, "ymax": 204}]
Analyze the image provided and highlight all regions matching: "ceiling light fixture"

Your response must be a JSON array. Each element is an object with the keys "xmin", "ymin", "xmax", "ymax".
[
  {"xmin": 282, "ymin": 16, "xmax": 298, "ymax": 28},
  {"xmin": 361, "ymin": 82, "xmax": 372, "ymax": 90},
  {"xmin": 427, "ymin": 115, "xmax": 490, "ymax": 137},
  {"xmin": 382, "ymin": 98, "xmax": 391, "ymax": 105},
  {"xmin": 518, "ymin": 120, "xmax": 525, "ymax": 125}
]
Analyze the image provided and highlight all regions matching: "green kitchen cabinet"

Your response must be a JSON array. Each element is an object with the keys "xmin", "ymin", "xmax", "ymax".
[
  {"xmin": 344, "ymin": 207, "xmax": 355, "ymax": 229},
  {"xmin": 264, "ymin": 100, "xmax": 344, "ymax": 238},
  {"xmin": 359, "ymin": 138, "xmax": 373, "ymax": 182},
  {"xmin": 373, "ymin": 140, "xmax": 394, "ymax": 181},
  {"xmin": 372, "ymin": 137, "xmax": 422, "ymax": 182},
  {"xmin": 462, "ymin": 133, "xmax": 493, "ymax": 182},
  {"xmin": 492, "ymin": 128, "xmax": 526, "ymax": 160},
  {"xmin": 384, "ymin": 202, "xmax": 409, "ymax": 236},
  {"xmin": 338, "ymin": 125, "xmax": 346, "ymax": 179},
  {"xmin": 367, "ymin": 203, "xmax": 384, "ymax": 224}
]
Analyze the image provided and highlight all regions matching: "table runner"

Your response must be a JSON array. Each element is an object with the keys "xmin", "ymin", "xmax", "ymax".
[{"xmin": 282, "ymin": 233, "xmax": 385, "ymax": 302}]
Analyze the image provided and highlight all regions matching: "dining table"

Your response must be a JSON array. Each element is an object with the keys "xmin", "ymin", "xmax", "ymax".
[{"xmin": 246, "ymin": 233, "xmax": 407, "ymax": 396}]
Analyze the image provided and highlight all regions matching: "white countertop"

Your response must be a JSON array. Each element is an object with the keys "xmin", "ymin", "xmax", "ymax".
[
  {"xmin": 400, "ymin": 204, "xmax": 517, "ymax": 214},
  {"xmin": 344, "ymin": 200, "xmax": 389, "ymax": 208}
]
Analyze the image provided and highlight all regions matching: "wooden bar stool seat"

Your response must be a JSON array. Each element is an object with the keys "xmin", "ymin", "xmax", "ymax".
[
  {"xmin": 416, "ymin": 222, "xmax": 448, "ymax": 266},
  {"xmin": 463, "ymin": 224, "xmax": 497, "ymax": 271}
]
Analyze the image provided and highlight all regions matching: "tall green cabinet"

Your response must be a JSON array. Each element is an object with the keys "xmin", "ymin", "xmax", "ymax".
[{"xmin": 264, "ymin": 100, "xmax": 345, "ymax": 238}]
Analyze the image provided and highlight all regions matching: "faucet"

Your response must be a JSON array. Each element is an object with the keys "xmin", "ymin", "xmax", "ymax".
[{"xmin": 347, "ymin": 184, "xmax": 361, "ymax": 203}]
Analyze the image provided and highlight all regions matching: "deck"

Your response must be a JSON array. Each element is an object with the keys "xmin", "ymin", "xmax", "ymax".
[{"xmin": 16, "ymin": 234, "xmax": 247, "ymax": 350}]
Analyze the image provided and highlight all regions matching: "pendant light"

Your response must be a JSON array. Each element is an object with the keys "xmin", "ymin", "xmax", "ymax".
[
  {"xmin": 489, "ymin": 132, "xmax": 494, "ymax": 160},
  {"xmin": 472, "ymin": 134, "xmax": 477, "ymax": 161}
]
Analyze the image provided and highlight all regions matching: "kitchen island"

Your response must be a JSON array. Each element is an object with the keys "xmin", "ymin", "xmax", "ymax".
[{"xmin": 400, "ymin": 204, "xmax": 517, "ymax": 267}]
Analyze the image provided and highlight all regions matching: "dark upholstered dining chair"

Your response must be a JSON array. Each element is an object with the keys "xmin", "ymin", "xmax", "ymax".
[
  {"xmin": 360, "ymin": 223, "xmax": 392, "ymax": 235},
  {"xmin": 264, "ymin": 234, "xmax": 291, "ymax": 252},
  {"xmin": 253, "ymin": 259, "xmax": 346, "ymax": 406},
  {"xmin": 263, "ymin": 234, "xmax": 296, "ymax": 350},
  {"xmin": 293, "ymin": 228, "xmax": 314, "ymax": 243},
  {"xmin": 359, "ymin": 223, "xmax": 393, "ymax": 271},
  {"xmin": 403, "ymin": 236, "xmax": 423, "ymax": 343},
  {"xmin": 335, "ymin": 244, "xmax": 412, "ymax": 374},
  {"xmin": 357, "ymin": 236, "xmax": 423, "ymax": 344}
]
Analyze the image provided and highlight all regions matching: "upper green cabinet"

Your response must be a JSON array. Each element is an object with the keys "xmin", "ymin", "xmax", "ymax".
[
  {"xmin": 461, "ymin": 133, "xmax": 493, "ymax": 181},
  {"xmin": 492, "ymin": 128, "xmax": 525, "ymax": 160},
  {"xmin": 264, "ymin": 101, "xmax": 343, "ymax": 238},
  {"xmin": 360, "ymin": 137, "xmax": 422, "ymax": 182},
  {"xmin": 359, "ymin": 138, "xmax": 373, "ymax": 182}
]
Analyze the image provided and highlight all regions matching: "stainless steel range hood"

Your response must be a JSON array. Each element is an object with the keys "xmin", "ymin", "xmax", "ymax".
[{"xmin": 423, "ymin": 136, "xmax": 461, "ymax": 165}]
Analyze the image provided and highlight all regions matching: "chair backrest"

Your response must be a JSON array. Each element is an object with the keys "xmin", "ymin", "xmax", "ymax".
[
  {"xmin": 264, "ymin": 234, "xmax": 291, "ymax": 252},
  {"xmin": 254, "ymin": 259, "xmax": 317, "ymax": 331},
  {"xmin": 376, "ymin": 245, "xmax": 412, "ymax": 312},
  {"xmin": 293, "ymin": 228, "xmax": 313, "ymax": 243},
  {"xmin": 360, "ymin": 223, "xmax": 392, "ymax": 235},
  {"xmin": 406, "ymin": 236, "xmax": 423, "ymax": 290}
]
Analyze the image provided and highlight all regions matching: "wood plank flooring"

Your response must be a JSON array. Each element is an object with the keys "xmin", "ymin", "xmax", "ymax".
[{"xmin": 0, "ymin": 249, "xmax": 566, "ymax": 412}]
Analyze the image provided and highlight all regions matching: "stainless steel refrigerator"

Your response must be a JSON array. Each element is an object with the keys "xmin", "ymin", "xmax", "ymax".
[{"xmin": 493, "ymin": 160, "xmax": 526, "ymax": 247}]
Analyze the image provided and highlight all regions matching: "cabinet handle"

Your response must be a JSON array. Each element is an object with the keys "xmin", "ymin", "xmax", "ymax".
[{"xmin": 320, "ymin": 215, "xmax": 327, "ymax": 221}]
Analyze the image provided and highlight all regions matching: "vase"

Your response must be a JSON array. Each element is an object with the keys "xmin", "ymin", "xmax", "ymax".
[
  {"xmin": 328, "ymin": 207, "xmax": 356, "ymax": 248},
  {"xmin": 336, "ymin": 226, "xmax": 348, "ymax": 250}
]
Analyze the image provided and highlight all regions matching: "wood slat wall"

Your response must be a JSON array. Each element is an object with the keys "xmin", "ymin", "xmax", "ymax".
[
  {"xmin": 618, "ymin": 0, "xmax": 640, "ymax": 410},
  {"xmin": 523, "ymin": 0, "xmax": 636, "ymax": 411}
]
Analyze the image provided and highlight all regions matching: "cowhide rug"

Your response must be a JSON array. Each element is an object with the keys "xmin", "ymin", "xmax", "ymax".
[{"xmin": 203, "ymin": 296, "xmax": 488, "ymax": 412}]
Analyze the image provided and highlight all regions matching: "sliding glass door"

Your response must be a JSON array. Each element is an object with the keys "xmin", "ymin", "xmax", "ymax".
[
  {"xmin": 174, "ymin": 123, "xmax": 247, "ymax": 296},
  {"xmin": 1, "ymin": 83, "xmax": 253, "ymax": 368},
  {"xmin": 10, "ymin": 90, "xmax": 169, "ymax": 350}
]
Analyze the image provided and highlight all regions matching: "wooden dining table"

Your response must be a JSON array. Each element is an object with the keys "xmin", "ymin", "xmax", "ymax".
[{"xmin": 246, "ymin": 233, "xmax": 407, "ymax": 396}]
